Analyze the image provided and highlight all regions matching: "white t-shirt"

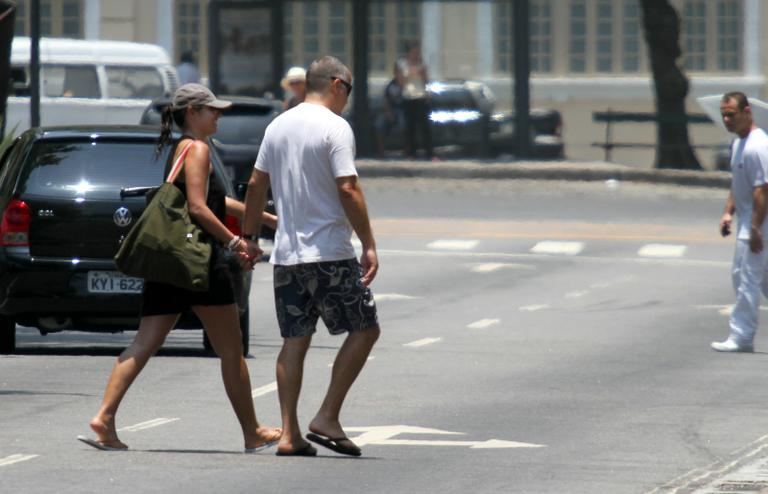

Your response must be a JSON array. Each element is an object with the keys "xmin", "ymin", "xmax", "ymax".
[
  {"xmin": 255, "ymin": 102, "xmax": 358, "ymax": 265},
  {"xmin": 730, "ymin": 127, "xmax": 768, "ymax": 239}
]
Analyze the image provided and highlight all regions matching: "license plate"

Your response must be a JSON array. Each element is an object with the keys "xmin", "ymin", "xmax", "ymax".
[{"xmin": 87, "ymin": 271, "xmax": 143, "ymax": 294}]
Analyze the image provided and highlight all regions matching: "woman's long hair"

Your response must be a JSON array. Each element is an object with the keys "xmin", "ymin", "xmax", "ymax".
[{"xmin": 156, "ymin": 106, "xmax": 187, "ymax": 157}]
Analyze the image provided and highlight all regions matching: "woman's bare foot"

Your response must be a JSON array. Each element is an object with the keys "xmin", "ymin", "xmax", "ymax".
[
  {"xmin": 244, "ymin": 426, "xmax": 282, "ymax": 450},
  {"xmin": 89, "ymin": 415, "xmax": 128, "ymax": 450}
]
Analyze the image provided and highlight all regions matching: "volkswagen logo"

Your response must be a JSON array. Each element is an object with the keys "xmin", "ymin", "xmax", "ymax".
[{"xmin": 113, "ymin": 207, "xmax": 132, "ymax": 227}]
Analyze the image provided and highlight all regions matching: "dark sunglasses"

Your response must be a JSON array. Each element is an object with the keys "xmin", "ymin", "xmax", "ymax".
[{"xmin": 331, "ymin": 77, "xmax": 353, "ymax": 95}]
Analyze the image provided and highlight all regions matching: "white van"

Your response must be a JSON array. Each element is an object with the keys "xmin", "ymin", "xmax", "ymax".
[{"xmin": 6, "ymin": 37, "xmax": 179, "ymax": 135}]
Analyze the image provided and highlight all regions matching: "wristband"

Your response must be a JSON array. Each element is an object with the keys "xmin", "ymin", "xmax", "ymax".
[
  {"xmin": 227, "ymin": 235, "xmax": 241, "ymax": 251},
  {"xmin": 243, "ymin": 233, "xmax": 259, "ymax": 241}
]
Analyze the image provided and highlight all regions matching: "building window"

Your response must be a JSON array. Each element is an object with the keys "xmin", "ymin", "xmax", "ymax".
[
  {"xmin": 717, "ymin": 0, "xmax": 741, "ymax": 71},
  {"xmin": 61, "ymin": 0, "xmax": 81, "ymax": 38},
  {"xmin": 595, "ymin": 0, "xmax": 612, "ymax": 72},
  {"xmin": 494, "ymin": 1, "xmax": 551, "ymax": 74},
  {"xmin": 622, "ymin": 0, "xmax": 641, "ymax": 72},
  {"xmin": 12, "ymin": 0, "xmax": 82, "ymax": 38},
  {"xmin": 328, "ymin": 1, "xmax": 349, "ymax": 61},
  {"xmin": 14, "ymin": 1, "xmax": 27, "ymax": 36},
  {"xmin": 569, "ymin": 1, "xmax": 587, "ymax": 72},
  {"xmin": 683, "ymin": 1, "xmax": 707, "ymax": 71},
  {"xmin": 369, "ymin": 3, "xmax": 387, "ymax": 73},
  {"xmin": 284, "ymin": 1, "xmax": 357, "ymax": 69},
  {"xmin": 283, "ymin": 2, "xmax": 294, "ymax": 69},
  {"xmin": 365, "ymin": 2, "xmax": 421, "ymax": 75},
  {"xmin": 530, "ymin": 0, "xmax": 552, "ymax": 73},
  {"xmin": 176, "ymin": 0, "xmax": 201, "ymax": 57},
  {"xmin": 494, "ymin": 2, "xmax": 512, "ymax": 73},
  {"xmin": 396, "ymin": 2, "xmax": 420, "ymax": 53}
]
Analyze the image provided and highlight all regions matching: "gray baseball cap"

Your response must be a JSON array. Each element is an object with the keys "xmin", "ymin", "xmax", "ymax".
[{"xmin": 172, "ymin": 83, "xmax": 232, "ymax": 110}]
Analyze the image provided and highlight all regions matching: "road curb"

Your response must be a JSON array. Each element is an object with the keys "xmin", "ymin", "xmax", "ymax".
[{"xmin": 356, "ymin": 160, "xmax": 731, "ymax": 188}]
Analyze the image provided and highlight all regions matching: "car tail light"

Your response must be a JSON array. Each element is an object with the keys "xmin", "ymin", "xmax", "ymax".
[
  {"xmin": 0, "ymin": 200, "xmax": 31, "ymax": 246},
  {"xmin": 555, "ymin": 119, "xmax": 563, "ymax": 137},
  {"xmin": 225, "ymin": 214, "xmax": 242, "ymax": 236}
]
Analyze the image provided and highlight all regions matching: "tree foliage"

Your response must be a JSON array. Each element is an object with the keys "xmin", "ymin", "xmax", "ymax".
[
  {"xmin": 0, "ymin": 1, "xmax": 16, "ymax": 139},
  {"xmin": 640, "ymin": 0, "xmax": 702, "ymax": 170}
]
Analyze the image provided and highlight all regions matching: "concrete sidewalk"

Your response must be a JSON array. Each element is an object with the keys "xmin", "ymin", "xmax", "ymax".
[{"xmin": 357, "ymin": 159, "xmax": 731, "ymax": 188}]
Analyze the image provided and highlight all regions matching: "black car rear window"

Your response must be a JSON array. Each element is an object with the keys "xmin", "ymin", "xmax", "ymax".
[
  {"xmin": 19, "ymin": 139, "xmax": 170, "ymax": 199},
  {"xmin": 214, "ymin": 106, "xmax": 274, "ymax": 145}
]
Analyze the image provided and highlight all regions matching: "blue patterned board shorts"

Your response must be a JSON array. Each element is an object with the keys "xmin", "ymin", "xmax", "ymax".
[{"xmin": 273, "ymin": 259, "xmax": 379, "ymax": 338}]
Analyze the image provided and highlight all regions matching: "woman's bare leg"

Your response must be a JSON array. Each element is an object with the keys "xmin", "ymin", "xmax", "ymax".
[
  {"xmin": 193, "ymin": 304, "xmax": 280, "ymax": 449},
  {"xmin": 89, "ymin": 314, "xmax": 179, "ymax": 448}
]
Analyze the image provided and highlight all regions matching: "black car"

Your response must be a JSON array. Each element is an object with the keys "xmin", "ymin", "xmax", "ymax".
[
  {"xmin": 366, "ymin": 79, "xmax": 565, "ymax": 159},
  {"xmin": 0, "ymin": 126, "xmax": 251, "ymax": 354}
]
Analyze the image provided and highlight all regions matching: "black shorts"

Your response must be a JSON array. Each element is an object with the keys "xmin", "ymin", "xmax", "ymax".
[
  {"xmin": 273, "ymin": 259, "xmax": 379, "ymax": 338},
  {"xmin": 141, "ymin": 245, "xmax": 236, "ymax": 316}
]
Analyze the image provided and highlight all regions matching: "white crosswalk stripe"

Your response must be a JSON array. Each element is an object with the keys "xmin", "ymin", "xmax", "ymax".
[
  {"xmin": 530, "ymin": 241, "xmax": 585, "ymax": 256},
  {"xmin": 471, "ymin": 263, "xmax": 534, "ymax": 273},
  {"xmin": 404, "ymin": 337, "xmax": 442, "ymax": 348},
  {"xmin": 0, "ymin": 454, "xmax": 38, "ymax": 467},
  {"xmin": 427, "ymin": 239, "xmax": 479, "ymax": 251},
  {"xmin": 467, "ymin": 319, "xmax": 501, "ymax": 329},
  {"xmin": 376, "ymin": 293, "xmax": 420, "ymax": 301},
  {"xmin": 118, "ymin": 418, "xmax": 180, "ymax": 432},
  {"xmin": 638, "ymin": 244, "xmax": 687, "ymax": 258}
]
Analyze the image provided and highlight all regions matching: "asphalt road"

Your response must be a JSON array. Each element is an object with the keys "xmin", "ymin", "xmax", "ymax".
[{"xmin": 3, "ymin": 178, "xmax": 765, "ymax": 493}]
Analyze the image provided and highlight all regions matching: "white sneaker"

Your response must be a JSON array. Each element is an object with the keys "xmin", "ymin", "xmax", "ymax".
[{"xmin": 711, "ymin": 338, "xmax": 754, "ymax": 353}]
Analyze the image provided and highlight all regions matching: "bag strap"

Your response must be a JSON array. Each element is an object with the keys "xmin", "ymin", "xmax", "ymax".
[{"xmin": 166, "ymin": 140, "xmax": 196, "ymax": 183}]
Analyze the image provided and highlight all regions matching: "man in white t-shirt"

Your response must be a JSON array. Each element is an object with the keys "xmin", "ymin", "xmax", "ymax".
[
  {"xmin": 712, "ymin": 91, "xmax": 768, "ymax": 352},
  {"xmin": 241, "ymin": 56, "xmax": 380, "ymax": 457}
]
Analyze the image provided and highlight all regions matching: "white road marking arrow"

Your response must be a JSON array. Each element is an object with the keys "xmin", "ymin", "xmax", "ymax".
[{"xmin": 344, "ymin": 425, "xmax": 545, "ymax": 449}]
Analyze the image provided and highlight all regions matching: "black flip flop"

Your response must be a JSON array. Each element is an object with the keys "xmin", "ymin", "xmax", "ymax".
[
  {"xmin": 275, "ymin": 442, "xmax": 317, "ymax": 457},
  {"xmin": 306, "ymin": 433, "xmax": 361, "ymax": 457},
  {"xmin": 77, "ymin": 435, "xmax": 128, "ymax": 451}
]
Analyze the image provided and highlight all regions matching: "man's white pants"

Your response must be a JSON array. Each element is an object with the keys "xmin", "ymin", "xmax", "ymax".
[{"xmin": 729, "ymin": 239, "xmax": 768, "ymax": 344}]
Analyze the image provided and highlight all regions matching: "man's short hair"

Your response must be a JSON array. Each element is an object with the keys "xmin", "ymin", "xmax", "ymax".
[
  {"xmin": 723, "ymin": 91, "xmax": 750, "ymax": 110},
  {"xmin": 306, "ymin": 56, "xmax": 350, "ymax": 95}
]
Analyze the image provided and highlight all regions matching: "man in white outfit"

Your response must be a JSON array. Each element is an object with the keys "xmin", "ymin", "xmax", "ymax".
[{"xmin": 712, "ymin": 91, "xmax": 768, "ymax": 352}]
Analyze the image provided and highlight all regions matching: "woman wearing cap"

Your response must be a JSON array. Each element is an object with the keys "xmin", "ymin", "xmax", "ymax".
[
  {"xmin": 80, "ymin": 83, "xmax": 280, "ymax": 453},
  {"xmin": 281, "ymin": 66, "xmax": 306, "ymax": 110}
]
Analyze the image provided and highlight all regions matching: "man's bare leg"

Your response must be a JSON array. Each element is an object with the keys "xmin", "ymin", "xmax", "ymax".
[
  {"xmin": 275, "ymin": 334, "xmax": 312, "ymax": 453},
  {"xmin": 309, "ymin": 327, "xmax": 380, "ymax": 440}
]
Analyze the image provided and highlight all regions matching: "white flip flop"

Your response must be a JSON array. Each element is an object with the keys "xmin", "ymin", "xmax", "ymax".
[{"xmin": 244, "ymin": 438, "xmax": 279, "ymax": 454}]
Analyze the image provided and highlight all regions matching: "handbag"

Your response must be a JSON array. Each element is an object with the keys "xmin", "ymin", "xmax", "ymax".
[{"xmin": 114, "ymin": 140, "xmax": 212, "ymax": 291}]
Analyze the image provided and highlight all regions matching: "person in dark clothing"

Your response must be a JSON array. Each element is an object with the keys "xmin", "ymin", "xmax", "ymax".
[
  {"xmin": 81, "ymin": 84, "xmax": 279, "ymax": 453},
  {"xmin": 397, "ymin": 42, "xmax": 434, "ymax": 160}
]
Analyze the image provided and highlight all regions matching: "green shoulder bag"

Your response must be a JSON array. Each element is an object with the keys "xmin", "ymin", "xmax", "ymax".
[{"xmin": 114, "ymin": 141, "xmax": 212, "ymax": 291}]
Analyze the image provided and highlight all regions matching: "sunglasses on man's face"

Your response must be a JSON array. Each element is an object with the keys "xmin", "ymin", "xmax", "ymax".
[{"xmin": 331, "ymin": 77, "xmax": 353, "ymax": 96}]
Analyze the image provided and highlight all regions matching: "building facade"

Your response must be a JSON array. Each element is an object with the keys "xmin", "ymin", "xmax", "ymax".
[{"xmin": 10, "ymin": 0, "xmax": 767, "ymax": 166}]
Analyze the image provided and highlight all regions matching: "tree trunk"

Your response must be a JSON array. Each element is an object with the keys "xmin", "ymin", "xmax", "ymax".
[
  {"xmin": 0, "ymin": 1, "xmax": 16, "ymax": 139},
  {"xmin": 640, "ymin": 0, "xmax": 701, "ymax": 170}
]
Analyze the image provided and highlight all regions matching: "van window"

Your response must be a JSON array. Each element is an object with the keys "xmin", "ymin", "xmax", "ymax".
[
  {"xmin": 105, "ymin": 66, "xmax": 165, "ymax": 100},
  {"xmin": 42, "ymin": 65, "xmax": 101, "ymax": 98}
]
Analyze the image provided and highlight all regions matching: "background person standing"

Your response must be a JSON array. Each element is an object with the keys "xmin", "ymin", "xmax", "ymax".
[
  {"xmin": 281, "ymin": 66, "xmax": 307, "ymax": 110},
  {"xmin": 242, "ymin": 56, "xmax": 380, "ymax": 457},
  {"xmin": 397, "ymin": 41, "xmax": 434, "ymax": 160},
  {"xmin": 712, "ymin": 91, "xmax": 768, "ymax": 353},
  {"xmin": 176, "ymin": 51, "xmax": 201, "ymax": 85}
]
